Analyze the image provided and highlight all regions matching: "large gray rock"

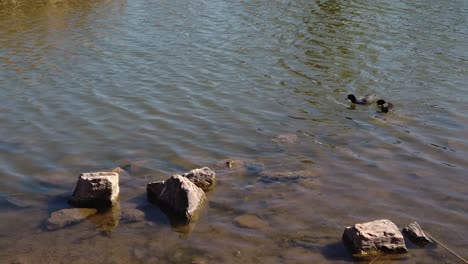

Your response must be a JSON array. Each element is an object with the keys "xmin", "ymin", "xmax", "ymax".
[
  {"xmin": 46, "ymin": 208, "xmax": 98, "ymax": 230},
  {"xmin": 182, "ymin": 167, "xmax": 216, "ymax": 191},
  {"xmin": 402, "ymin": 222, "xmax": 433, "ymax": 246},
  {"xmin": 147, "ymin": 175, "xmax": 205, "ymax": 222},
  {"xmin": 342, "ymin": 219, "xmax": 407, "ymax": 256},
  {"xmin": 69, "ymin": 171, "xmax": 119, "ymax": 208}
]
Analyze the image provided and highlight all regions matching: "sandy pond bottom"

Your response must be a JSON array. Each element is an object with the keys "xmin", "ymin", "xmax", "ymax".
[{"xmin": 0, "ymin": 149, "xmax": 466, "ymax": 264}]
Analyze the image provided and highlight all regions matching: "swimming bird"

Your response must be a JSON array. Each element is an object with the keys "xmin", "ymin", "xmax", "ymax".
[
  {"xmin": 376, "ymin": 99, "xmax": 394, "ymax": 113},
  {"xmin": 346, "ymin": 94, "xmax": 377, "ymax": 105}
]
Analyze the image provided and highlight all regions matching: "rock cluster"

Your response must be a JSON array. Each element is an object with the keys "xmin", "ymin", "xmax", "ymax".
[
  {"xmin": 342, "ymin": 219, "xmax": 438, "ymax": 258},
  {"xmin": 47, "ymin": 166, "xmax": 216, "ymax": 231},
  {"xmin": 146, "ymin": 167, "xmax": 216, "ymax": 223},
  {"xmin": 147, "ymin": 175, "xmax": 206, "ymax": 222}
]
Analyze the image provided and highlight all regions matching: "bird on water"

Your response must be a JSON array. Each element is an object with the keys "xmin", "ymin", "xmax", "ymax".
[
  {"xmin": 376, "ymin": 99, "xmax": 393, "ymax": 113},
  {"xmin": 346, "ymin": 94, "xmax": 377, "ymax": 105}
]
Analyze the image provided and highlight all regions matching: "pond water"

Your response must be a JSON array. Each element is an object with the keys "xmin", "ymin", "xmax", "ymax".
[{"xmin": 0, "ymin": 0, "xmax": 467, "ymax": 263}]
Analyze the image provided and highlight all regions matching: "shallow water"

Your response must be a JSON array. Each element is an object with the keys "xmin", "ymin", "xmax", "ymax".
[{"xmin": 0, "ymin": 0, "xmax": 467, "ymax": 263}]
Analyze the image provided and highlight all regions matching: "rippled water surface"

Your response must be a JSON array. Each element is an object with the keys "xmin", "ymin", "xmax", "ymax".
[{"xmin": 1, "ymin": 0, "xmax": 467, "ymax": 263}]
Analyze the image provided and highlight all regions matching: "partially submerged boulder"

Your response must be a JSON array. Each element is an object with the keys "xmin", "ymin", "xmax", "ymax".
[
  {"xmin": 342, "ymin": 219, "xmax": 407, "ymax": 257},
  {"xmin": 46, "ymin": 208, "xmax": 98, "ymax": 231},
  {"xmin": 182, "ymin": 167, "xmax": 216, "ymax": 191},
  {"xmin": 402, "ymin": 222, "xmax": 433, "ymax": 246},
  {"xmin": 147, "ymin": 175, "xmax": 205, "ymax": 222},
  {"xmin": 69, "ymin": 171, "xmax": 119, "ymax": 208}
]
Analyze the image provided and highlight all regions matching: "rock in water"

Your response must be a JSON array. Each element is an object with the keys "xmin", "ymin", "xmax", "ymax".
[
  {"xmin": 147, "ymin": 175, "xmax": 205, "ymax": 222},
  {"xmin": 69, "ymin": 171, "xmax": 119, "ymax": 208},
  {"xmin": 46, "ymin": 208, "xmax": 98, "ymax": 230},
  {"xmin": 342, "ymin": 219, "xmax": 407, "ymax": 257},
  {"xmin": 402, "ymin": 222, "xmax": 433, "ymax": 246},
  {"xmin": 271, "ymin": 134, "xmax": 299, "ymax": 144},
  {"xmin": 233, "ymin": 214, "xmax": 269, "ymax": 229},
  {"xmin": 182, "ymin": 167, "xmax": 216, "ymax": 191}
]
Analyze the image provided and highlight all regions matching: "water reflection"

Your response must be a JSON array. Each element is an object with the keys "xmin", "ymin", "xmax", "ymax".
[
  {"xmin": 0, "ymin": 0, "xmax": 467, "ymax": 262},
  {"xmin": 0, "ymin": 0, "xmax": 126, "ymax": 86}
]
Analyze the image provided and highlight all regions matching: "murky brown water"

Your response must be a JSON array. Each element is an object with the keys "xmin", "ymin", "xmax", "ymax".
[{"xmin": 1, "ymin": 0, "xmax": 467, "ymax": 263}]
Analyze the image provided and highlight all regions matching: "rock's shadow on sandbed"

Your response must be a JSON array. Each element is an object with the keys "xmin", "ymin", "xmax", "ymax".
[{"xmin": 320, "ymin": 241, "xmax": 354, "ymax": 262}]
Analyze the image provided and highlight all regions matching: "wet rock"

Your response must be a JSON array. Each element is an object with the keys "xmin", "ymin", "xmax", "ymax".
[
  {"xmin": 121, "ymin": 207, "xmax": 146, "ymax": 223},
  {"xmin": 46, "ymin": 208, "xmax": 98, "ymax": 230},
  {"xmin": 233, "ymin": 214, "xmax": 269, "ymax": 229},
  {"xmin": 69, "ymin": 171, "xmax": 119, "ymax": 208},
  {"xmin": 272, "ymin": 134, "xmax": 299, "ymax": 144},
  {"xmin": 147, "ymin": 175, "xmax": 206, "ymax": 222},
  {"xmin": 342, "ymin": 219, "xmax": 407, "ymax": 257},
  {"xmin": 182, "ymin": 167, "xmax": 216, "ymax": 191},
  {"xmin": 402, "ymin": 222, "xmax": 433, "ymax": 246}
]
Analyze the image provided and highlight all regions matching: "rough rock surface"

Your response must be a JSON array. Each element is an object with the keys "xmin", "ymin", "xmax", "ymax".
[
  {"xmin": 233, "ymin": 214, "xmax": 269, "ymax": 229},
  {"xmin": 69, "ymin": 171, "xmax": 119, "ymax": 208},
  {"xmin": 402, "ymin": 222, "xmax": 433, "ymax": 246},
  {"xmin": 182, "ymin": 167, "xmax": 216, "ymax": 191},
  {"xmin": 46, "ymin": 208, "xmax": 98, "ymax": 230},
  {"xmin": 342, "ymin": 219, "xmax": 407, "ymax": 256},
  {"xmin": 147, "ymin": 175, "xmax": 205, "ymax": 222}
]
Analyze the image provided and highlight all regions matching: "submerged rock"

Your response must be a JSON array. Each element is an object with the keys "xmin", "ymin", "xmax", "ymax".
[
  {"xmin": 46, "ymin": 208, "xmax": 98, "ymax": 230},
  {"xmin": 402, "ymin": 222, "xmax": 433, "ymax": 246},
  {"xmin": 272, "ymin": 134, "xmax": 299, "ymax": 144},
  {"xmin": 342, "ymin": 219, "xmax": 407, "ymax": 257},
  {"xmin": 121, "ymin": 207, "xmax": 146, "ymax": 224},
  {"xmin": 182, "ymin": 167, "xmax": 216, "ymax": 191},
  {"xmin": 147, "ymin": 175, "xmax": 205, "ymax": 222},
  {"xmin": 88, "ymin": 203, "xmax": 121, "ymax": 233},
  {"xmin": 233, "ymin": 214, "xmax": 269, "ymax": 229},
  {"xmin": 69, "ymin": 171, "xmax": 119, "ymax": 208}
]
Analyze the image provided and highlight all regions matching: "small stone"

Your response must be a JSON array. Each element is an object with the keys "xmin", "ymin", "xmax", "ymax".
[
  {"xmin": 233, "ymin": 214, "xmax": 269, "ymax": 229},
  {"xmin": 69, "ymin": 171, "xmax": 119, "ymax": 208},
  {"xmin": 182, "ymin": 167, "xmax": 216, "ymax": 191},
  {"xmin": 46, "ymin": 208, "xmax": 98, "ymax": 230},
  {"xmin": 402, "ymin": 222, "xmax": 433, "ymax": 246},
  {"xmin": 342, "ymin": 219, "xmax": 407, "ymax": 257},
  {"xmin": 147, "ymin": 175, "xmax": 206, "ymax": 222}
]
